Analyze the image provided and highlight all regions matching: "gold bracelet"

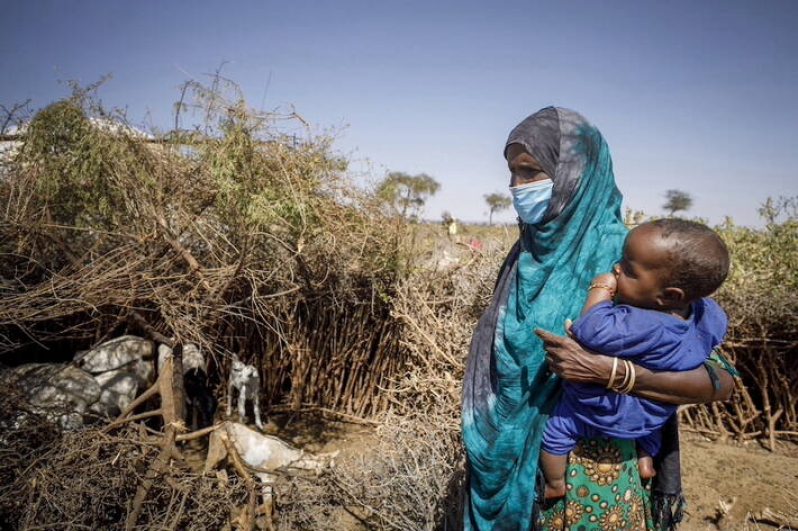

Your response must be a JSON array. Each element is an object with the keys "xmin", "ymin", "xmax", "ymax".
[
  {"xmin": 612, "ymin": 360, "xmax": 630, "ymax": 393},
  {"xmin": 607, "ymin": 357, "xmax": 619, "ymax": 390},
  {"xmin": 588, "ymin": 283, "xmax": 616, "ymax": 295},
  {"xmin": 622, "ymin": 362, "xmax": 637, "ymax": 394},
  {"xmin": 614, "ymin": 361, "xmax": 636, "ymax": 394}
]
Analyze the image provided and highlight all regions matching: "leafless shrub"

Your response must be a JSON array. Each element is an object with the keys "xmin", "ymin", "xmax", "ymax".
[
  {"xmin": 1, "ymin": 424, "xmax": 249, "ymax": 530},
  {"xmin": 0, "ymin": 381, "xmax": 63, "ymax": 524},
  {"xmin": 276, "ymin": 414, "xmax": 465, "ymax": 531}
]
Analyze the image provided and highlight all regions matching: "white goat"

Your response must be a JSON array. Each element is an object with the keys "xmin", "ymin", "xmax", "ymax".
[
  {"xmin": 227, "ymin": 355, "xmax": 263, "ymax": 430},
  {"xmin": 204, "ymin": 421, "xmax": 336, "ymax": 527},
  {"xmin": 156, "ymin": 342, "xmax": 206, "ymax": 374}
]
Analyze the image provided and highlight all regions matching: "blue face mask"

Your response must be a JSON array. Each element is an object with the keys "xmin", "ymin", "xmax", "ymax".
[{"xmin": 510, "ymin": 179, "xmax": 554, "ymax": 225}]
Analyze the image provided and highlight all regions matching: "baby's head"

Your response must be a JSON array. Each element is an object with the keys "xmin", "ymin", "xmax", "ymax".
[{"xmin": 615, "ymin": 219, "xmax": 730, "ymax": 311}]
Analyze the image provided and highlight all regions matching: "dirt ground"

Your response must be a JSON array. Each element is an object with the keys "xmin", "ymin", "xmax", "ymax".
[
  {"xmin": 271, "ymin": 413, "xmax": 797, "ymax": 531},
  {"xmin": 679, "ymin": 434, "xmax": 798, "ymax": 530}
]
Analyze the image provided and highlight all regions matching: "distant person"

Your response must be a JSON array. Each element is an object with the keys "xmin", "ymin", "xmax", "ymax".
[
  {"xmin": 539, "ymin": 219, "xmax": 730, "ymax": 499},
  {"xmin": 461, "ymin": 107, "xmax": 736, "ymax": 530},
  {"xmin": 448, "ymin": 218, "xmax": 458, "ymax": 238}
]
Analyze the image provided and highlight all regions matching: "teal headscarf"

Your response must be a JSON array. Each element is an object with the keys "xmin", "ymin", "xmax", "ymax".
[{"xmin": 462, "ymin": 107, "xmax": 628, "ymax": 530}]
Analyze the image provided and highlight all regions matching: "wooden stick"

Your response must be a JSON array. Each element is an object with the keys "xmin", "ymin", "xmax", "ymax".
[{"xmin": 750, "ymin": 507, "xmax": 798, "ymax": 529}]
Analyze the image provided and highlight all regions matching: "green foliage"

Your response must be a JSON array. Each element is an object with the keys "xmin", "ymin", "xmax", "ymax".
[
  {"xmin": 201, "ymin": 107, "xmax": 338, "ymax": 241},
  {"xmin": 9, "ymin": 98, "xmax": 169, "ymax": 237},
  {"xmin": 663, "ymin": 189, "xmax": 693, "ymax": 216},
  {"xmin": 484, "ymin": 192, "xmax": 512, "ymax": 225},
  {"xmin": 376, "ymin": 171, "xmax": 440, "ymax": 219},
  {"xmin": 707, "ymin": 201, "xmax": 798, "ymax": 439},
  {"xmin": 716, "ymin": 201, "xmax": 798, "ymax": 325},
  {"xmin": 19, "ymin": 100, "xmax": 108, "ymax": 226}
]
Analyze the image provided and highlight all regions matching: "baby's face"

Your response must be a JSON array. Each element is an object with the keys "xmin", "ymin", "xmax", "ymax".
[{"xmin": 615, "ymin": 226, "xmax": 672, "ymax": 309}]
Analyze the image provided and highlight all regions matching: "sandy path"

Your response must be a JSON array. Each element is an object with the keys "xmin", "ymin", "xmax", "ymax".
[{"xmin": 680, "ymin": 435, "xmax": 797, "ymax": 530}]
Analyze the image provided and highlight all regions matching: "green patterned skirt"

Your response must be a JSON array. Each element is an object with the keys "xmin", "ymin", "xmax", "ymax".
[{"xmin": 537, "ymin": 438, "xmax": 654, "ymax": 531}]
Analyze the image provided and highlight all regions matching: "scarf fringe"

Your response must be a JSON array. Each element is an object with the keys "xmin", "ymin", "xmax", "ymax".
[{"xmin": 652, "ymin": 492, "xmax": 686, "ymax": 530}]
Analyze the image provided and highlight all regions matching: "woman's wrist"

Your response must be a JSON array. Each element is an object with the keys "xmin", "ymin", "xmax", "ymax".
[
  {"xmin": 625, "ymin": 364, "xmax": 732, "ymax": 405},
  {"xmin": 593, "ymin": 353, "xmax": 614, "ymax": 386},
  {"xmin": 536, "ymin": 327, "xmax": 732, "ymax": 404},
  {"xmin": 606, "ymin": 359, "xmax": 636, "ymax": 394},
  {"xmin": 588, "ymin": 283, "xmax": 616, "ymax": 297}
]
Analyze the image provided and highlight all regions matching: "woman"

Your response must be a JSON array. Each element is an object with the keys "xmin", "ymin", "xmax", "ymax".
[{"xmin": 461, "ymin": 107, "xmax": 734, "ymax": 530}]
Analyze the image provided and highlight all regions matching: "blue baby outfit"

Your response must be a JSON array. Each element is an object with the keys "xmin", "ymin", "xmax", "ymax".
[{"xmin": 542, "ymin": 298, "xmax": 728, "ymax": 456}]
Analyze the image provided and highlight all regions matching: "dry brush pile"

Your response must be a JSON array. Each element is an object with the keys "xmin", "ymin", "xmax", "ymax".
[
  {"xmin": 273, "ymin": 248, "xmax": 504, "ymax": 530},
  {"xmin": 1, "ymin": 85, "xmax": 406, "ymax": 415},
  {"xmin": 681, "ymin": 203, "xmax": 798, "ymax": 450},
  {"xmin": 0, "ymin": 84, "xmax": 412, "ymax": 529}
]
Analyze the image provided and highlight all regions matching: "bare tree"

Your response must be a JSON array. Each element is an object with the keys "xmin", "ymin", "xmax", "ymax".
[
  {"xmin": 0, "ymin": 100, "xmax": 32, "ymax": 135},
  {"xmin": 663, "ymin": 189, "xmax": 693, "ymax": 217},
  {"xmin": 484, "ymin": 193, "xmax": 512, "ymax": 226}
]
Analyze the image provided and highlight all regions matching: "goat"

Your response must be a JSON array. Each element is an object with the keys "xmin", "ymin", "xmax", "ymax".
[
  {"xmin": 157, "ymin": 343, "xmax": 216, "ymax": 430},
  {"xmin": 227, "ymin": 355, "xmax": 263, "ymax": 430},
  {"xmin": 204, "ymin": 421, "xmax": 337, "ymax": 528}
]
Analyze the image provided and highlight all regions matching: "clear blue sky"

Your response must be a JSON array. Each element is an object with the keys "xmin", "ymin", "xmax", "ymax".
[{"xmin": 2, "ymin": 0, "xmax": 797, "ymax": 226}]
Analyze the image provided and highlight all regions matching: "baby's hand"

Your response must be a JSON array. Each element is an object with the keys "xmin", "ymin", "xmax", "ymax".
[{"xmin": 590, "ymin": 273, "xmax": 617, "ymax": 294}]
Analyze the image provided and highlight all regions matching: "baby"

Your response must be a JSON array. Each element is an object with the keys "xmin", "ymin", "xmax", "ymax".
[{"xmin": 540, "ymin": 218, "xmax": 730, "ymax": 499}]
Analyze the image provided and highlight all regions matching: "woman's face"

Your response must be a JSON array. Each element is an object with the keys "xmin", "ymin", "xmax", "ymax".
[{"xmin": 506, "ymin": 143, "xmax": 552, "ymax": 187}]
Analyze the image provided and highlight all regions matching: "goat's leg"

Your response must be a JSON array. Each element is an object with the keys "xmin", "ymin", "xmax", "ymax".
[
  {"xmin": 238, "ymin": 384, "xmax": 247, "ymax": 421},
  {"xmin": 224, "ymin": 433, "xmax": 257, "ymax": 531},
  {"xmin": 203, "ymin": 427, "xmax": 228, "ymax": 472},
  {"xmin": 253, "ymin": 392, "xmax": 264, "ymax": 430},
  {"xmin": 258, "ymin": 482, "xmax": 275, "ymax": 531},
  {"xmin": 226, "ymin": 379, "xmax": 233, "ymax": 417}
]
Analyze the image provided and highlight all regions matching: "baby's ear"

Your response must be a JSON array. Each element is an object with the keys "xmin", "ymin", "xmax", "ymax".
[{"xmin": 659, "ymin": 287, "xmax": 686, "ymax": 306}]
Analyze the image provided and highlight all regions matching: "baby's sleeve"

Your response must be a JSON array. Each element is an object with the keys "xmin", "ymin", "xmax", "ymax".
[
  {"xmin": 700, "ymin": 298, "xmax": 729, "ymax": 348},
  {"xmin": 571, "ymin": 301, "xmax": 668, "ymax": 358}
]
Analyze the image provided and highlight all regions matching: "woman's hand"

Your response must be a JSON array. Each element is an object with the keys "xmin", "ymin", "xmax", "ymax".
[
  {"xmin": 535, "ymin": 326, "xmax": 612, "ymax": 385},
  {"xmin": 535, "ymin": 325, "xmax": 735, "ymax": 404}
]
